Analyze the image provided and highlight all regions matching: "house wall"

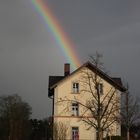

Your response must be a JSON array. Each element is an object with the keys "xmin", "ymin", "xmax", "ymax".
[
  {"xmin": 53, "ymin": 67, "xmax": 121, "ymax": 139},
  {"xmin": 54, "ymin": 117, "xmax": 96, "ymax": 140}
]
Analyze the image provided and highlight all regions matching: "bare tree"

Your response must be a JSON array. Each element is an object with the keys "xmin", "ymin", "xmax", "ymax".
[
  {"xmin": 53, "ymin": 121, "xmax": 68, "ymax": 140},
  {"xmin": 58, "ymin": 53, "xmax": 124, "ymax": 140},
  {"xmin": 121, "ymin": 86, "xmax": 140, "ymax": 140}
]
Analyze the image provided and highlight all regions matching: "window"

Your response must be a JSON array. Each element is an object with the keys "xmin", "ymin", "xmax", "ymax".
[
  {"xmin": 72, "ymin": 82, "xmax": 79, "ymax": 93},
  {"xmin": 97, "ymin": 83, "xmax": 103, "ymax": 94},
  {"xmin": 72, "ymin": 102, "xmax": 79, "ymax": 116},
  {"xmin": 72, "ymin": 127, "xmax": 79, "ymax": 140}
]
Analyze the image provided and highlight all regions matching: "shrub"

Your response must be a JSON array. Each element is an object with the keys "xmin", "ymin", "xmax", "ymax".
[{"xmin": 103, "ymin": 136, "xmax": 122, "ymax": 140}]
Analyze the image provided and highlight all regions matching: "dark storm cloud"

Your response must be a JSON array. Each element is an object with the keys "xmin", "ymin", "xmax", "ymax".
[
  {"xmin": 1, "ymin": 0, "xmax": 140, "ymax": 118},
  {"xmin": 47, "ymin": 0, "xmax": 140, "ymax": 43}
]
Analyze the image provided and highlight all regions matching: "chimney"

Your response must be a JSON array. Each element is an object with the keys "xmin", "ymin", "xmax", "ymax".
[{"xmin": 64, "ymin": 63, "xmax": 70, "ymax": 76}]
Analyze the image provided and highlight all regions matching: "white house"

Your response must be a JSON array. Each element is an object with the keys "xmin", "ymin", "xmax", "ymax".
[{"xmin": 48, "ymin": 62, "xmax": 125, "ymax": 140}]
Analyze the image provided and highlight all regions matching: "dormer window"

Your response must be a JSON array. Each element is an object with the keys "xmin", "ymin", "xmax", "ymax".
[{"xmin": 72, "ymin": 82, "xmax": 79, "ymax": 93}]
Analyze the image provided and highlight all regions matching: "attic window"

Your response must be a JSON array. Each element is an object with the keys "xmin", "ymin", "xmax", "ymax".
[
  {"xmin": 72, "ymin": 82, "xmax": 79, "ymax": 93},
  {"xmin": 97, "ymin": 83, "xmax": 103, "ymax": 95}
]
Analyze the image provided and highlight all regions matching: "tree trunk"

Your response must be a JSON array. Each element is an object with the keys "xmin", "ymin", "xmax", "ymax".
[
  {"xmin": 127, "ymin": 128, "xmax": 129, "ymax": 140},
  {"xmin": 109, "ymin": 135, "xmax": 111, "ymax": 140},
  {"xmin": 97, "ymin": 130, "xmax": 103, "ymax": 140}
]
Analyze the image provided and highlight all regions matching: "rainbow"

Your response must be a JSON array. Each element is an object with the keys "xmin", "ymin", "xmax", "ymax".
[{"xmin": 31, "ymin": 0, "xmax": 81, "ymax": 70}]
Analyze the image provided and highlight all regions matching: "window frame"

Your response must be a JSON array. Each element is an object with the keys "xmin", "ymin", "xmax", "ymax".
[
  {"xmin": 72, "ymin": 102, "xmax": 79, "ymax": 116},
  {"xmin": 72, "ymin": 82, "xmax": 79, "ymax": 94},
  {"xmin": 72, "ymin": 127, "xmax": 79, "ymax": 140}
]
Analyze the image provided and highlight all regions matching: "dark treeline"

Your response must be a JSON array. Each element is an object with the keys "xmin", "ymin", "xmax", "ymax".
[
  {"xmin": 29, "ymin": 118, "xmax": 52, "ymax": 140},
  {"xmin": 0, "ymin": 94, "xmax": 53, "ymax": 140},
  {"xmin": 121, "ymin": 124, "xmax": 140, "ymax": 140}
]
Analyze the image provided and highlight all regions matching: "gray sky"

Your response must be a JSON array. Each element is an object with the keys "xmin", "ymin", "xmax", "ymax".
[{"xmin": 0, "ymin": 0, "xmax": 140, "ymax": 119}]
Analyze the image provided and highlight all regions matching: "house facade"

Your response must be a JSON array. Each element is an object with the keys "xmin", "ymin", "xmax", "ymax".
[{"xmin": 48, "ymin": 62, "xmax": 125, "ymax": 140}]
